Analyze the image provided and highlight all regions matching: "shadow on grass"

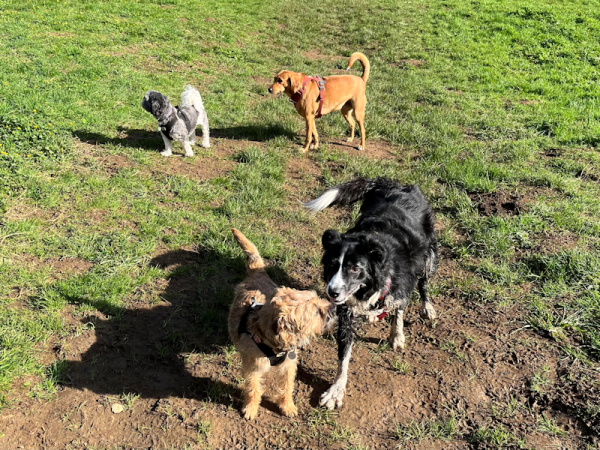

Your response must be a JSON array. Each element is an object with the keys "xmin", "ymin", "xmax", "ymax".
[
  {"xmin": 210, "ymin": 124, "xmax": 296, "ymax": 142},
  {"xmin": 72, "ymin": 123, "xmax": 296, "ymax": 152},
  {"xmin": 64, "ymin": 246, "xmax": 318, "ymax": 412},
  {"xmin": 73, "ymin": 127, "xmax": 161, "ymax": 151}
]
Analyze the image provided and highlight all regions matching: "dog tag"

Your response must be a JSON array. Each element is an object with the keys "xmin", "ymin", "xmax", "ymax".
[{"xmin": 287, "ymin": 351, "xmax": 297, "ymax": 360}]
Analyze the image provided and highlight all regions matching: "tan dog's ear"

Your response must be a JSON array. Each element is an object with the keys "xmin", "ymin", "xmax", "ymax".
[{"xmin": 287, "ymin": 73, "xmax": 301, "ymax": 94}]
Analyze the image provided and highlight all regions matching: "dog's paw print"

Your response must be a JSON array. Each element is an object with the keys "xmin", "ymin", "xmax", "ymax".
[{"xmin": 320, "ymin": 383, "xmax": 346, "ymax": 410}]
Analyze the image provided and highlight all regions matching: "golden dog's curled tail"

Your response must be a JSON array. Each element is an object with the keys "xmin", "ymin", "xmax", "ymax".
[
  {"xmin": 346, "ymin": 52, "xmax": 370, "ymax": 84},
  {"xmin": 231, "ymin": 228, "xmax": 265, "ymax": 272}
]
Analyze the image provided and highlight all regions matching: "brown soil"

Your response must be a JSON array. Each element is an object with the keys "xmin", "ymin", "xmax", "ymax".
[
  {"xmin": 13, "ymin": 255, "xmax": 94, "ymax": 278},
  {"xmin": 470, "ymin": 188, "xmax": 556, "ymax": 218},
  {"xmin": 1, "ymin": 139, "xmax": 597, "ymax": 450},
  {"xmin": 470, "ymin": 191, "xmax": 523, "ymax": 217}
]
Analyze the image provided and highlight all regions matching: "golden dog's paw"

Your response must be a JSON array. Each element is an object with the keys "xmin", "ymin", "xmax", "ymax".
[
  {"xmin": 242, "ymin": 404, "xmax": 259, "ymax": 420},
  {"xmin": 346, "ymin": 137, "xmax": 354, "ymax": 142},
  {"xmin": 280, "ymin": 402, "xmax": 298, "ymax": 418}
]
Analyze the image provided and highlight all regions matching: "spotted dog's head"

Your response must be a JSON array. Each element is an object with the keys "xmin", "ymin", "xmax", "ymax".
[
  {"xmin": 141, "ymin": 90, "xmax": 172, "ymax": 122},
  {"xmin": 321, "ymin": 230, "xmax": 388, "ymax": 306}
]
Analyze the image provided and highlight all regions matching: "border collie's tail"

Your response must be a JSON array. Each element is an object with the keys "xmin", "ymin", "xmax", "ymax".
[
  {"xmin": 231, "ymin": 228, "xmax": 265, "ymax": 272},
  {"xmin": 346, "ymin": 52, "xmax": 370, "ymax": 84},
  {"xmin": 302, "ymin": 177, "xmax": 397, "ymax": 212},
  {"xmin": 181, "ymin": 85, "xmax": 205, "ymax": 126}
]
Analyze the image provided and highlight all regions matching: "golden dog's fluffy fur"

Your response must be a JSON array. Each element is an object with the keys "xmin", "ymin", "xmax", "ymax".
[
  {"xmin": 268, "ymin": 52, "xmax": 370, "ymax": 152},
  {"xmin": 228, "ymin": 229, "xmax": 333, "ymax": 420}
]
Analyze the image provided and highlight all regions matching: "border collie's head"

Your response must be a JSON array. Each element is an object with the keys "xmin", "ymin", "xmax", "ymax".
[
  {"xmin": 141, "ymin": 90, "xmax": 171, "ymax": 121},
  {"xmin": 321, "ymin": 230, "xmax": 386, "ymax": 305}
]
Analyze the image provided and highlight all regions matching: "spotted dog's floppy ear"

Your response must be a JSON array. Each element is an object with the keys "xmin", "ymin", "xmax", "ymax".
[{"xmin": 322, "ymin": 229, "xmax": 342, "ymax": 250}]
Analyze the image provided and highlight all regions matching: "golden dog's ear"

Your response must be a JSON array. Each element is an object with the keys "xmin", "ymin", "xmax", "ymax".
[{"xmin": 287, "ymin": 73, "xmax": 301, "ymax": 94}]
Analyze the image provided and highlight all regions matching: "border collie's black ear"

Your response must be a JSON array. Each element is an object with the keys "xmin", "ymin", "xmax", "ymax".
[
  {"xmin": 361, "ymin": 236, "xmax": 385, "ymax": 264},
  {"xmin": 322, "ymin": 229, "xmax": 342, "ymax": 250}
]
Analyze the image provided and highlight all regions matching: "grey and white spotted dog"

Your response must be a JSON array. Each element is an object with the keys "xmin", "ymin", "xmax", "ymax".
[{"xmin": 141, "ymin": 85, "xmax": 210, "ymax": 157}]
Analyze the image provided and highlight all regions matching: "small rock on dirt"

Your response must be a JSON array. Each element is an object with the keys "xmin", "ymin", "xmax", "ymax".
[{"xmin": 111, "ymin": 403, "xmax": 124, "ymax": 414}]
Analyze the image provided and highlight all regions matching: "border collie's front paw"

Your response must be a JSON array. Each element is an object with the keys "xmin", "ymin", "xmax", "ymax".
[
  {"xmin": 160, "ymin": 149, "xmax": 172, "ymax": 156},
  {"xmin": 201, "ymin": 141, "xmax": 210, "ymax": 148},
  {"xmin": 320, "ymin": 383, "xmax": 346, "ymax": 410},
  {"xmin": 421, "ymin": 302, "xmax": 437, "ymax": 320},
  {"xmin": 390, "ymin": 332, "xmax": 405, "ymax": 351}
]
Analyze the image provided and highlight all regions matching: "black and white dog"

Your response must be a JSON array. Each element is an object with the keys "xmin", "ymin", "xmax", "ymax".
[
  {"xmin": 141, "ymin": 85, "xmax": 210, "ymax": 157},
  {"xmin": 303, "ymin": 177, "xmax": 438, "ymax": 410}
]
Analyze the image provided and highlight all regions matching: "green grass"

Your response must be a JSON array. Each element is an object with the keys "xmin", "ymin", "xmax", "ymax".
[
  {"xmin": 0, "ymin": 0, "xmax": 599, "ymax": 447},
  {"xmin": 394, "ymin": 415, "xmax": 460, "ymax": 446}
]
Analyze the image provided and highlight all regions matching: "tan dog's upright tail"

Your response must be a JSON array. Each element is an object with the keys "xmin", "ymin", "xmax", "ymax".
[
  {"xmin": 346, "ymin": 52, "xmax": 370, "ymax": 84},
  {"xmin": 231, "ymin": 228, "xmax": 265, "ymax": 272}
]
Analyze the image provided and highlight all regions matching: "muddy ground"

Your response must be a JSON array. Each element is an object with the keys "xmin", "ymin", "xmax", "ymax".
[{"xmin": 1, "ymin": 137, "xmax": 598, "ymax": 450}]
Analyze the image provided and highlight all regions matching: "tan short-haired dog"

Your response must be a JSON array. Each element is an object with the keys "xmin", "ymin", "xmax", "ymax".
[
  {"xmin": 268, "ymin": 52, "xmax": 370, "ymax": 153},
  {"xmin": 228, "ymin": 229, "xmax": 333, "ymax": 420}
]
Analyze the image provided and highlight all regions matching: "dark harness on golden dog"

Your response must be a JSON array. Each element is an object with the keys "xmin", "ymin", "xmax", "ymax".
[
  {"xmin": 238, "ymin": 298, "xmax": 297, "ymax": 366},
  {"xmin": 289, "ymin": 75, "xmax": 326, "ymax": 118}
]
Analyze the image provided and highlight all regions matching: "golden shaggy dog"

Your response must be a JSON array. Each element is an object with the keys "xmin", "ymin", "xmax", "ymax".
[
  {"xmin": 228, "ymin": 229, "xmax": 333, "ymax": 420},
  {"xmin": 268, "ymin": 52, "xmax": 370, "ymax": 153}
]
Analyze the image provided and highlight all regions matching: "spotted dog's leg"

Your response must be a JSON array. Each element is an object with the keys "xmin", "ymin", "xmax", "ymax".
[
  {"xmin": 200, "ymin": 111, "xmax": 210, "ymax": 148},
  {"xmin": 320, "ymin": 305, "xmax": 354, "ymax": 410},
  {"xmin": 188, "ymin": 129, "xmax": 197, "ymax": 146},
  {"xmin": 160, "ymin": 130, "xmax": 173, "ymax": 156},
  {"xmin": 182, "ymin": 139, "xmax": 194, "ymax": 157},
  {"xmin": 389, "ymin": 307, "xmax": 406, "ymax": 350},
  {"xmin": 418, "ymin": 277, "xmax": 436, "ymax": 320}
]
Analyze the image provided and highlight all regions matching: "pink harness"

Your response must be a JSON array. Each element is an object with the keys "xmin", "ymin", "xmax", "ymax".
[{"xmin": 289, "ymin": 75, "xmax": 326, "ymax": 118}]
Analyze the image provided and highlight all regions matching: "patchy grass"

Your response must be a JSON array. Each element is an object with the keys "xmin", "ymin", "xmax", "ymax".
[{"xmin": 0, "ymin": 0, "xmax": 599, "ymax": 448}]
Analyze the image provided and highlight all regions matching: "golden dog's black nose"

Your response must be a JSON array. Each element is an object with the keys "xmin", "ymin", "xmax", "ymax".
[{"xmin": 268, "ymin": 87, "xmax": 273, "ymax": 94}]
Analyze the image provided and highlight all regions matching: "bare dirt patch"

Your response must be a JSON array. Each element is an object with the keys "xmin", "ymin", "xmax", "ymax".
[
  {"xmin": 470, "ymin": 191, "xmax": 522, "ymax": 217},
  {"xmin": 11, "ymin": 254, "xmax": 93, "ymax": 278},
  {"xmin": 324, "ymin": 138, "xmax": 399, "ymax": 161},
  {"xmin": 533, "ymin": 231, "xmax": 580, "ymax": 254},
  {"xmin": 0, "ymin": 253, "xmax": 593, "ymax": 449}
]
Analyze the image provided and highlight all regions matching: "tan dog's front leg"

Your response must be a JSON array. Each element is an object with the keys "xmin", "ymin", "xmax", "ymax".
[
  {"xmin": 303, "ymin": 117, "xmax": 315, "ymax": 153},
  {"xmin": 241, "ymin": 359, "xmax": 268, "ymax": 420},
  {"xmin": 276, "ymin": 359, "xmax": 298, "ymax": 417}
]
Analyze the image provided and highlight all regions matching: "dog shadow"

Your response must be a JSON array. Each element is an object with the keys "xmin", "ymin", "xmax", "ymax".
[
  {"xmin": 210, "ymin": 124, "xmax": 296, "ymax": 142},
  {"xmin": 72, "ymin": 123, "xmax": 297, "ymax": 152},
  {"xmin": 63, "ymin": 246, "xmax": 315, "ymax": 413},
  {"xmin": 73, "ymin": 127, "xmax": 164, "ymax": 151}
]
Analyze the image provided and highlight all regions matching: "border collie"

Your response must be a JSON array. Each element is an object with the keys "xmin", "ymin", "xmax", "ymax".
[{"xmin": 303, "ymin": 177, "xmax": 438, "ymax": 410}]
